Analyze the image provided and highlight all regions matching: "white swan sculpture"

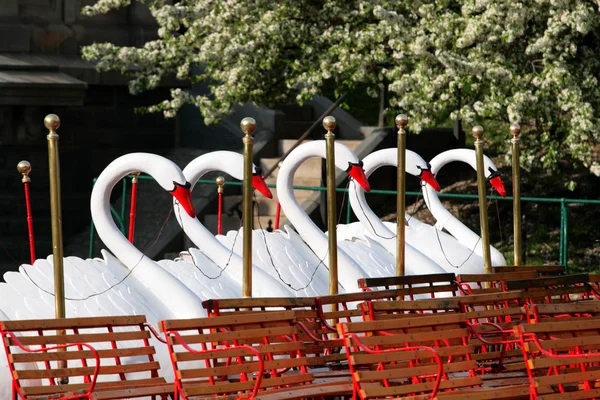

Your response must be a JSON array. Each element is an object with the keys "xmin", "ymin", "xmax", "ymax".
[
  {"xmin": 174, "ymin": 151, "xmax": 332, "ymax": 297},
  {"xmin": 172, "ymin": 152, "xmax": 297, "ymax": 298},
  {"xmin": 276, "ymin": 140, "xmax": 411, "ymax": 292},
  {"xmin": 348, "ymin": 148, "xmax": 507, "ymax": 274},
  {"xmin": 423, "ymin": 149, "xmax": 507, "ymax": 267}
]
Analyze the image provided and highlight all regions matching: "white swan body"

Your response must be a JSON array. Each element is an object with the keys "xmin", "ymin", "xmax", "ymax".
[
  {"xmin": 277, "ymin": 141, "xmax": 397, "ymax": 292},
  {"xmin": 173, "ymin": 151, "xmax": 296, "ymax": 298},
  {"xmin": 424, "ymin": 149, "xmax": 507, "ymax": 267},
  {"xmin": 348, "ymin": 148, "xmax": 506, "ymax": 274},
  {"xmin": 344, "ymin": 149, "xmax": 450, "ymax": 275}
]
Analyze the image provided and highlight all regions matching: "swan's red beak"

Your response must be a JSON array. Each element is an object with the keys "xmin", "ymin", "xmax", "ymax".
[
  {"xmin": 489, "ymin": 175, "xmax": 507, "ymax": 198},
  {"xmin": 252, "ymin": 175, "xmax": 273, "ymax": 199},
  {"xmin": 348, "ymin": 163, "xmax": 371, "ymax": 192},
  {"xmin": 171, "ymin": 182, "xmax": 196, "ymax": 217},
  {"xmin": 420, "ymin": 170, "xmax": 441, "ymax": 192}
]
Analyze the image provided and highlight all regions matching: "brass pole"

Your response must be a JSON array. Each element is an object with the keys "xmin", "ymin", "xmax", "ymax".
[
  {"xmin": 473, "ymin": 125, "xmax": 492, "ymax": 274},
  {"xmin": 240, "ymin": 117, "xmax": 255, "ymax": 298},
  {"xmin": 45, "ymin": 114, "xmax": 67, "ymax": 384},
  {"xmin": 395, "ymin": 114, "xmax": 408, "ymax": 277},
  {"xmin": 510, "ymin": 123, "xmax": 522, "ymax": 265},
  {"xmin": 324, "ymin": 116, "xmax": 339, "ymax": 295},
  {"xmin": 45, "ymin": 114, "xmax": 66, "ymax": 318}
]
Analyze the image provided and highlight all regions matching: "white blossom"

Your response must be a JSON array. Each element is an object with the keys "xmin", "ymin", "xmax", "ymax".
[{"xmin": 81, "ymin": 0, "xmax": 600, "ymax": 174}]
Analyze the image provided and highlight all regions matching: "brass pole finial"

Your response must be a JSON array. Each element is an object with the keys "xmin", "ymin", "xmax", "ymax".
[
  {"xmin": 510, "ymin": 122, "xmax": 522, "ymax": 265},
  {"xmin": 472, "ymin": 125, "xmax": 484, "ymax": 141},
  {"xmin": 131, "ymin": 171, "xmax": 140, "ymax": 184},
  {"xmin": 395, "ymin": 113, "xmax": 408, "ymax": 277},
  {"xmin": 44, "ymin": 114, "xmax": 61, "ymax": 138},
  {"xmin": 240, "ymin": 117, "xmax": 256, "ymax": 137},
  {"xmin": 216, "ymin": 176, "xmax": 225, "ymax": 194},
  {"xmin": 395, "ymin": 114, "xmax": 409, "ymax": 131},
  {"xmin": 17, "ymin": 160, "xmax": 32, "ymax": 183},
  {"xmin": 323, "ymin": 116, "xmax": 337, "ymax": 132},
  {"xmin": 472, "ymin": 125, "xmax": 492, "ymax": 276},
  {"xmin": 510, "ymin": 123, "xmax": 521, "ymax": 139},
  {"xmin": 241, "ymin": 117, "xmax": 255, "ymax": 297}
]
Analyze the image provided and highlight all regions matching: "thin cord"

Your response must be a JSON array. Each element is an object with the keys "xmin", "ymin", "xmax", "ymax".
[
  {"xmin": 22, "ymin": 206, "xmax": 176, "ymax": 301},
  {"xmin": 423, "ymin": 184, "xmax": 496, "ymax": 269},
  {"xmin": 176, "ymin": 201, "xmax": 239, "ymax": 280},
  {"xmin": 352, "ymin": 182, "xmax": 395, "ymax": 240},
  {"xmin": 254, "ymin": 190, "xmax": 330, "ymax": 292}
]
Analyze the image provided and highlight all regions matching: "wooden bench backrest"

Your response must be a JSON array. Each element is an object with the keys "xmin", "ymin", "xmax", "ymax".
[
  {"xmin": 160, "ymin": 311, "xmax": 312, "ymax": 398},
  {"xmin": 316, "ymin": 288, "xmax": 436, "ymax": 327},
  {"xmin": 456, "ymin": 271, "xmax": 538, "ymax": 294},
  {"xmin": 360, "ymin": 298, "xmax": 463, "ymax": 321},
  {"xmin": 357, "ymin": 273, "xmax": 458, "ymax": 296},
  {"xmin": 202, "ymin": 297, "xmax": 319, "ymax": 320},
  {"xmin": 0, "ymin": 315, "xmax": 161, "ymax": 398},
  {"xmin": 504, "ymin": 274, "xmax": 591, "ymax": 302},
  {"xmin": 338, "ymin": 312, "xmax": 484, "ymax": 399},
  {"xmin": 492, "ymin": 265, "xmax": 565, "ymax": 275},
  {"xmin": 517, "ymin": 318, "xmax": 600, "ymax": 399}
]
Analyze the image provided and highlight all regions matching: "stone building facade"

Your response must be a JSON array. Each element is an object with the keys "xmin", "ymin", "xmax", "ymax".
[{"xmin": 0, "ymin": 1, "xmax": 179, "ymax": 269}]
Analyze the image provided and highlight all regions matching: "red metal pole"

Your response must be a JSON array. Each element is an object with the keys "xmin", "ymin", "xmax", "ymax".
[
  {"xmin": 17, "ymin": 161, "xmax": 35, "ymax": 265},
  {"xmin": 128, "ymin": 173, "xmax": 139, "ymax": 243},
  {"xmin": 274, "ymin": 202, "xmax": 281, "ymax": 231},
  {"xmin": 216, "ymin": 177, "xmax": 225, "ymax": 235}
]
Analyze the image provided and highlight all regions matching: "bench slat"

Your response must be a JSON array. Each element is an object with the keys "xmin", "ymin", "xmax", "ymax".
[
  {"xmin": 0, "ymin": 316, "xmax": 146, "ymax": 331},
  {"xmin": 162, "ymin": 310, "xmax": 296, "ymax": 330},
  {"xmin": 178, "ymin": 357, "xmax": 306, "ymax": 379},
  {"xmin": 6, "ymin": 330, "xmax": 150, "ymax": 346},
  {"xmin": 21, "ymin": 377, "xmax": 167, "ymax": 396},
  {"xmin": 10, "ymin": 346, "xmax": 154, "ymax": 363},
  {"xmin": 182, "ymin": 373, "xmax": 312, "ymax": 396},
  {"xmin": 15, "ymin": 361, "xmax": 161, "ymax": 380}
]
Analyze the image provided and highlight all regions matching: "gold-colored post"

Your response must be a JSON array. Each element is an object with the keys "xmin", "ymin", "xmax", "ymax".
[
  {"xmin": 473, "ymin": 126, "xmax": 492, "ymax": 274},
  {"xmin": 395, "ymin": 114, "xmax": 408, "ymax": 277},
  {"xmin": 45, "ymin": 114, "xmax": 66, "ymax": 318},
  {"xmin": 324, "ymin": 116, "xmax": 339, "ymax": 296},
  {"xmin": 240, "ymin": 117, "xmax": 255, "ymax": 298},
  {"xmin": 510, "ymin": 123, "xmax": 522, "ymax": 266},
  {"xmin": 45, "ymin": 114, "xmax": 67, "ymax": 384}
]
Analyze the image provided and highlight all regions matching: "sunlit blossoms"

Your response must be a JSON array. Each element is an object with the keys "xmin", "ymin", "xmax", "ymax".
[{"xmin": 82, "ymin": 0, "xmax": 600, "ymax": 175}]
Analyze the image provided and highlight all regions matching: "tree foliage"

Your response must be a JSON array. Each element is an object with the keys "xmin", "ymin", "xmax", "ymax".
[{"xmin": 82, "ymin": 0, "xmax": 600, "ymax": 175}]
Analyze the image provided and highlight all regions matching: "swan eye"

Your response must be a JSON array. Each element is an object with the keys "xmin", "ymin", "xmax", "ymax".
[
  {"xmin": 487, "ymin": 167, "xmax": 501, "ymax": 180},
  {"xmin": 253, "ymin": 166, "xmax": 263, "ymax": 176},
  {"xmin": 345, "ymin": 161, "xmax": 363, "ymax": 172},
  {"xmin": 170, "ymin": 181, "xmax": 192, "ymax": 192}
]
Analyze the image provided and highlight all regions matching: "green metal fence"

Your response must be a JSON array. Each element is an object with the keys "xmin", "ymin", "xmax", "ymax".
[{"xmin": 89, "ymin": 175, "xmax": 600, "ymax": 270}]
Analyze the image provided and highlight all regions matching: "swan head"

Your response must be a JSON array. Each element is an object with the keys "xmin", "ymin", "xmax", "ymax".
[
  {"xmin": 487, "ymin": 168, "xmax": 506, "ymax": 198},
  {"xmin": 347, "ymin": 161, "xmax": 371, "ymax": 192},
  {"xmin": 414, "ymin": 162, "xmax": 441, "ymax": 192},
  {"xmin": 252, "ymin": 166, "xmax": 273, "ymax": 199},
  {"xmin": 170, "ymin": 181, "xmax": 197, "ymax": 217}
]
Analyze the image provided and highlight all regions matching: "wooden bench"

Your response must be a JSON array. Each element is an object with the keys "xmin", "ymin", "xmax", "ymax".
[
  {"xmin": 159, "ymin": 311, "xmax": 354, "ymax": 400},
  {"xmin": 456, "ymin": 271, "xmax": 539, "ymax": 295},
  {"xmin": 492, "ymin": 265, "xmax": 565, "ymax": 275},
  {"xmin": 0, "ymin": 315, "xmax": 172, "ymax": 400},
  {"xmin": 504, "ymin": 274, "xmax": 594, "ymax": 303},
  {"xmin": 357, "ymin": 273, "xmax": 458, "ymax": 298},
  {"xmin": 338, "ymin": 312, "xmax": 531, "ymax": 399},
  {"xmin": 515, "ymin": 318, "xmax": 600, "ymax": 399}
]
